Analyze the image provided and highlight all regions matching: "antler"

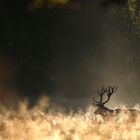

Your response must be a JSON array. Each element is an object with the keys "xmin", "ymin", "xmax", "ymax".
[
  {"xmin": 92, "ymin": 86, "xmax": 107, "ymax": 106},
  {"xmin": 92, "ymin": 86, "xmax": 117, "ymax": 106},
  {"xmin": 103, "ymin": 86, "xmax": 117, "ymax": 104}
]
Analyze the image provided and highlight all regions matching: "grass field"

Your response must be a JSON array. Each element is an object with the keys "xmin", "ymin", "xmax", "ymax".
[{"xmin": 0, "ymin": 99, "xmax": 140, "ymax": 140}]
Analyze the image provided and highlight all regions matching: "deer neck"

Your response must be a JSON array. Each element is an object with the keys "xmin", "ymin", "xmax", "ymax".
[{"xmin": 95, "ymin": 104, "xmax": 113, "ymax": 115}]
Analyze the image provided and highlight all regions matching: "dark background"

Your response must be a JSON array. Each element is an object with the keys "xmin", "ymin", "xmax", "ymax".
[{"xmin": 0, "ymin": 0, "xmax": 140, "ymax": 109}]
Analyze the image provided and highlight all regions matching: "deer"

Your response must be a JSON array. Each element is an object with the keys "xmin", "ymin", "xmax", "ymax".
[
  {"xmin": 92, "ymin": 86, "xmax": 117, "ymax": 116},
  {"xmin": 92, "ymin": 86, "xmax": 140, "ymax": 121}
]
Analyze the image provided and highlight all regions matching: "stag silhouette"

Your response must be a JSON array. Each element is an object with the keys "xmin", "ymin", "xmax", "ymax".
[
  {"xmin": 92, "ymin": 86, "xmax": 117, "ymax": 116},
  {"xmin": 92, "ymin": 86, "xmax": 140, "ymax": 120}
]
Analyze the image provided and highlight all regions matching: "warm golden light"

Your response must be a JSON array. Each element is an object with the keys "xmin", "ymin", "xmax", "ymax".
[{"xmin": 0, "ymin": 98, "xmax": 140, "ymax": 140}]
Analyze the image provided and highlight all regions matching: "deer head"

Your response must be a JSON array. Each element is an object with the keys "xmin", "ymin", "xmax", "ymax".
[{"xmin": 92, "ymin": 86, "xmax": 117, "ymax": 115}]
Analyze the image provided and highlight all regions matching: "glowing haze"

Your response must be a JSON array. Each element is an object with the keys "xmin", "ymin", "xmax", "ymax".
[{"xmin": 0, "ymin": 98, "xmax": 140, "ymax": 140}]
